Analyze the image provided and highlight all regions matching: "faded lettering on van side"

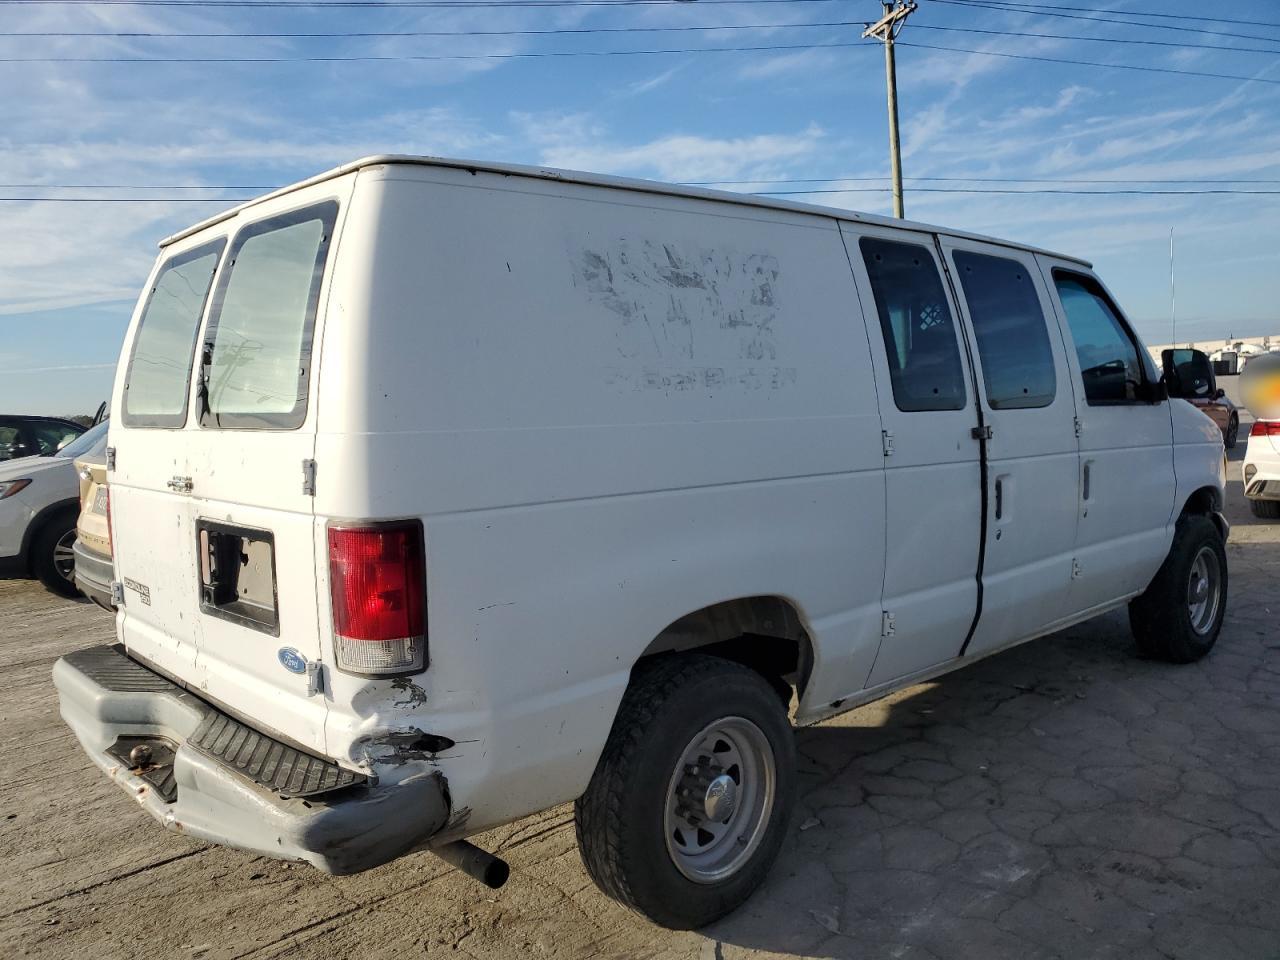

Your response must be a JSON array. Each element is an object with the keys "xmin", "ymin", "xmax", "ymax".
[{"xmin": 572, "ymin": 239, "xmax": 782, "ymax": 380}]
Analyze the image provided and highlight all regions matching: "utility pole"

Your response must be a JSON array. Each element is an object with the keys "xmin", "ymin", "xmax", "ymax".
[
  {"xmin": 1169, "ymin": 226, "xmax": 1177, "ymax": 346},
  {"xmin": 863, "ymin": 1, "xmax": 917, "ymax": 218}
]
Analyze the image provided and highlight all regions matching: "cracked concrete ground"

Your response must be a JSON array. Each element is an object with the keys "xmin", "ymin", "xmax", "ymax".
[{"xmin": 2, "ymin": 440, "xmax": 1277, "ymax": 959}]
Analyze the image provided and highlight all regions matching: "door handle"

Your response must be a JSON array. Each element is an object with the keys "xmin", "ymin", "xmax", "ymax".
[
  {"xmin": 1082, "ymin": 461, "xmax": 1092, "ymax": 502},
  {"xmin": 994, "ymin": 476, "xmax": 1004, "ymax": 521}
]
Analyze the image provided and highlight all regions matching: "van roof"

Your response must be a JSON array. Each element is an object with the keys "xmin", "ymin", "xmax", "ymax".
[{"xmin": 161, "ymin": 154, "xmax": 1091, "ymax": 268}]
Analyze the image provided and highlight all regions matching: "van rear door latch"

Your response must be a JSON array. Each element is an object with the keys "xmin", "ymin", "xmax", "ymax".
[{"xmin": 971, "ymin": 425, "xmax": 993, "ymax": 441}]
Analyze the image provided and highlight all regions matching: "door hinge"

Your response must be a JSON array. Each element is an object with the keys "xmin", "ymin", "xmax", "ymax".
[
  {"xmin": 105, "ymin": 446, "xmax": 116, "ymax": 471},
  {"xmin": 110, "ymin": 580, "xmax": 125, "ymax": 606},
  {"xmin": 881, "ymin": 430, "xmax": 895, "ymax": 457},
  {"xmin": 1071, "ymin": 558, "xmax": 1082, "ymax": 580},
  {"xmin": 881, "ymin": 610, "xmax": 896, "ymax": 637},
  {"xmin": 1073, "ymin": 417, "xmax": 1082, "ymax": 439},
  {"xmin": 971, "ymin": 424, "xmax": 993, "ymax": 441},
  {"xmin": 166, "ymin": 475, "xmax": 193, "ymax": 494},
  {"xmin": 305, "ymin": 660, "xmax": 324, "ymax": 697},
  {"xmin": 302, "ymin": 459, "xmax": 317, "ymax": 496}
]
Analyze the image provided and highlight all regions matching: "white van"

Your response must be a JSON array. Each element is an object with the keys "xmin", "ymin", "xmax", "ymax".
[{"xmin": 54, "ymin": 156, "xmax": 1228, "ymax": 929}]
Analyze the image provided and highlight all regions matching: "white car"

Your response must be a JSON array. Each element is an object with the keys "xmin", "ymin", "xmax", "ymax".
[
  {"xmin": 1, "ymin": 420, "xmax": 108, "ymax": 596},
  {"xmin": 1243, "ymin": 419, "xmax": 1280, "ymax": 519},
  {"xmin": 54, "ymin": 157, "xmax": 1228, "ymax": 930}
]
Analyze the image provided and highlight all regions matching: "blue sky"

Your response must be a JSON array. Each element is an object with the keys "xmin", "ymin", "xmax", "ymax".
[{"xmin": 2, "ymin": 0, "xmax": 1278, "ymax": 416}]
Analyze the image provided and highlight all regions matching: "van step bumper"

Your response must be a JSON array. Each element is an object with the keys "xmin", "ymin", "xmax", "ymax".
[{"xmin": 53, "ymin": 645, "xmax": 450, "ymax": 875}]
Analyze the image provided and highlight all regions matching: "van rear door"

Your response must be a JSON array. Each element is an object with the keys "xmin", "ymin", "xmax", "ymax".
[
  {"xmin": 112, "ymin": 237, "xmax": 226, "ymax": 687},
  {"xmin": 185, "ymin": 199, "xmax": 340, "ymax": 754}
]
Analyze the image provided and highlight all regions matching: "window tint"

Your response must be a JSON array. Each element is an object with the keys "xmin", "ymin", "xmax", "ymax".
[
  {"xmin": 30, "ymin": 422, "xmax": 82, "ymax": 455},
  {"xmin": 0, "ymin": 425, "xmax": 22, "ymax": 461},
  {"xmin": 1053, "ymin": 272, "xmax": 1144, "ymax": 404},
  {"xmin": 860, "ymin": 238, "xmax": 967, "ymax": 412},
  {"xmin": 954, "ymin": 251, "xmax": 1056, "ymax": 409},
  {"xmin": 201, "ymin": 202, "xmax": 337, "ymax": 429},
  {"xmin": 122, "ymin": 240, "xmax": 226, "ymax": 427}
]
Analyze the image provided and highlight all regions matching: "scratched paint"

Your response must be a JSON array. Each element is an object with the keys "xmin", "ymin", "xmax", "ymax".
[{"xmin": 574, "ymin": 239, "xmax": 782, "ymax": 377}]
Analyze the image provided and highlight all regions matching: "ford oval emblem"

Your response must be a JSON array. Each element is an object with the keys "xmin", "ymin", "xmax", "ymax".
[{"xmin": 277, "ymin": 647, "xmax": 307, "ymax": 674}]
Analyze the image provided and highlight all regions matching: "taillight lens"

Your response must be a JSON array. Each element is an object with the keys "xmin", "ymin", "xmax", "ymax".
[
  {"xmin": 1250, "ymin": 420, "xmax": 1280, "ymax": 437},
  {"xmin": 328, "ymin": 521, "xmax": 427, "ymax": 676}
]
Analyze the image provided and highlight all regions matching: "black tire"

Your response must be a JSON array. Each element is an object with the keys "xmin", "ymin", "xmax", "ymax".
[
  {"xmin": 31, "ymin": 512, "xmax": 79, "ymax": 598},
  {"xmin": 1225, "ymin": 415, "xmax": 1238, "ymax": 450},
  {"xmin": 575, "ymin": 654, "xmax": 796, "ymax": 929},
  {"xmin": 1250, "ymin": 498, "xmax": 1280, "ymax": 520},
  {"xmin": 1129, "ymin": 514, "xmax": 1227, "ymax": 663}
]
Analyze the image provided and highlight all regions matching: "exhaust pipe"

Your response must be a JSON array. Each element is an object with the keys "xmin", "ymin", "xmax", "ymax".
[{"xmin": 433, "ymin": 840, "xmax": 510, "ymax": 889}]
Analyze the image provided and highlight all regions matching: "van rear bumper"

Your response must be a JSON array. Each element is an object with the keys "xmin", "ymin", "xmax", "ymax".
[{"xmin": 52, "ymin": 645, "xmax": 449, "ymax": 875}]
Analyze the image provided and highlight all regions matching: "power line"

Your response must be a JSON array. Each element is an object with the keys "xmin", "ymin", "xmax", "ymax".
[
  {"xmin": 0, "ymin": 39, "xmax": 868, "ymax": 61},
  {"xmin": 0, "ymin": 20, "xmax": 865, "ymax": 39},
  {"xmin": 7, "ymin": 187, "xmax": 1280, "ymax": 202},
  {"xmin": 930, "ymin": 0, "xmax": 1280, "ymax": 46},
  {"xmin": 914, "ymin": 23, "xmax": 1280, "ymax": 57},
  {"xmin": 898, "ymin": 39, "xmax": 1280, "ymax": 85},
  {"xmin": 0, "ymin": 0, "xmax": 838, "ymax": 7},
  {"xmin": 931, "ymin": 0, "xmax": 1280, "ymax": 31}
]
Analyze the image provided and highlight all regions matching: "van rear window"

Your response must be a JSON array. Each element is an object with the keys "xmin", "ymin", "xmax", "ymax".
[
  {"xmin": 200, "ymin": 201, "xmax": 337, "ymax": 430},
  {"xmin": 122, "ymin": 239, "xmax": 225, "ymax": 427}
]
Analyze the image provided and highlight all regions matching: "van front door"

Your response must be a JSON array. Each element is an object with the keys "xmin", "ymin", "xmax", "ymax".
[
  {"xmin": 841, "ymin": 224, "xmax": 982, "ymax": 687},
  {"xmin": 939, "ymin": 238, "xmax": 1081, "ymax": 654},
  {"xmin": 1040, "ymin": 261, "xmax": 1175, "ymax": 609}
]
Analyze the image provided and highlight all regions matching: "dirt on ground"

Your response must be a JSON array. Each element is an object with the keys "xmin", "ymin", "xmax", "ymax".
[{"xmin": 2, "ymin": 442, "xmax": 1278, "ymax": 960}]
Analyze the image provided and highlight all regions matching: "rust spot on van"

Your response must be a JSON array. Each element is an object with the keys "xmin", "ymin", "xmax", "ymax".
[{"xmin": 390, "ymin": 678, "xmax": 428, "ymax": 708}]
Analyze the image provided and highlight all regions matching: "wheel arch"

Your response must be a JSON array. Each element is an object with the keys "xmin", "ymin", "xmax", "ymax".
[
  {"xmin": 1178, "ymin": 484, "xmax": 1227, "ymax": 541},
  {"xmin": 636, "ymin": 595, "xmax": 816, "ymax": 706}
]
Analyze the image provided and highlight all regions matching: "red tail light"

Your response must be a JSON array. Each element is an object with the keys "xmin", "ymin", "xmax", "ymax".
[
  {"xmin": 1250, "ymin": 420, "xmax": 1280, "ymax": 437},
  {"xmin": 328, "ymin": 521, "xmax": 427, "ymax": 675}
]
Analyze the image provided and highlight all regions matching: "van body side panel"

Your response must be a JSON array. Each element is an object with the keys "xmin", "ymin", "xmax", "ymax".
[{"xmin": 313, "ymin": 167, "xmax": 887, "ymax": 832}]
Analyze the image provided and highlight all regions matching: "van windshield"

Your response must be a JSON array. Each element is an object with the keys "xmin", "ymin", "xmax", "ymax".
[{"xmin": 201, "ymin": 201, "xmax": 337, "ymax": 430}]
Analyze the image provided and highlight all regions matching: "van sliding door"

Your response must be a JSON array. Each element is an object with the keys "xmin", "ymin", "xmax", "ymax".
[
  {"xmin": 840, "ymin": 223, "xmax": 982, "ymax": 688},
  {"xmin": 939, "ymin": 237, "xmax": 1081, "ymax": 654}
]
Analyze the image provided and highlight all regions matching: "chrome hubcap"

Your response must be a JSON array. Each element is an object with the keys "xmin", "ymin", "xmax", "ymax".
[
  {"xmin": 1187, "ymin": 546, "xmax": 1221, "ymax": 636},
  {"xmin": 664, "ymin": 717, "xmax": 775, "ymax": 884},
  {"xmin": 54, "ymin": 530, "xmax": 77, "ymax": 581}
]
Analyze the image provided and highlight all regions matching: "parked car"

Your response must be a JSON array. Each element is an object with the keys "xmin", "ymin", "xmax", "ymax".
[
  {"xmin": 1, "ymin": 419, "xmax": 108, "ymax": 595},
  {"xmin": 73, "ymin": 436, "xmax": 114, "ymax": 610},
  {"xmin": 0, "ymin": 415, "xmax": 85, "ymax": 462},
  {"xmin": 1243, "ymin": 421, "xmax": 1280, "ymax": 518},
  {"xmin": 54, "ymin": 157, "xmax": 1228, "ymax": 930},
  {"xmin": 1162, "ymin": 348, "xmax": 1240, "ymax": 448}
]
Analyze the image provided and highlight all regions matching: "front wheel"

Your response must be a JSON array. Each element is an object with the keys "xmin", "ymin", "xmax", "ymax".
[
  {"xmin": 1129, "ymin": 514, "xmax": 1227, "ymax": 663},
  {"xmin": 575, "ymin": 655, "xmax": 796, "ymax": 929}
]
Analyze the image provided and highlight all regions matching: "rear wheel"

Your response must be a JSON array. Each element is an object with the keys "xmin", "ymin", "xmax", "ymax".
[
  {"xmin": 575, "ymin": 655, "xmax": 796, "ymax": 929},
  {"xmin": 1250, "ymin": 498, "xmax": 1280, "ymax": 520},
  {"xmin": 32, "ymin": 514, "xmax": 79, "ymax": 598},
  {"xmin": 1225, "ymin": 415, "xmax": 1238, "ymax": 450},
  {"xmin": 1129, "ymin": 514, "xmax": 1227, "ymax": 663}
]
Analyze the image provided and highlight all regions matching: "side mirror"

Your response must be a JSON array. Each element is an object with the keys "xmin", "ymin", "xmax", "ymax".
[{"xmin": 1213, "ymin": 387, "xmax": 1226, "ymax": 401}]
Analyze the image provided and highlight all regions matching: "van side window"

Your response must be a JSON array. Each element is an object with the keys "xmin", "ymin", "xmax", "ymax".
[
  {"xmin": 122, "ymin": 239, "xmax": 226, "ymax": 427},
  {"xmin": 859, "ymin": 238, "xmax": 967, "ymax": 412},
  {"xmin": 201, "ymin": 201, "xmax": 338, "ymax": 430},
  {"xmin": 953, "ymin": 251, "xmax": 1056, "ymax": 409},
  {"xmin": 1053, "ymin": 271, "xmax": 1148, "ymax": 405}
]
